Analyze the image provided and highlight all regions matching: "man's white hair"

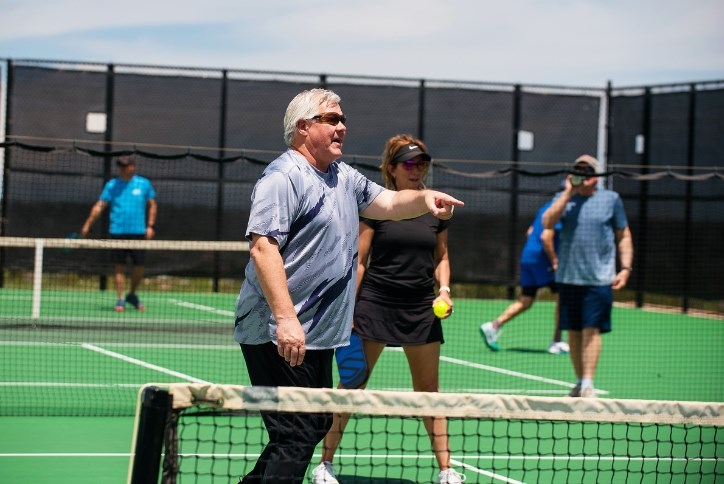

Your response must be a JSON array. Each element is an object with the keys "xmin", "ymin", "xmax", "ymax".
[{"xmin": 283, "ymin": 88, "xmax": 341, "ymax": 146}]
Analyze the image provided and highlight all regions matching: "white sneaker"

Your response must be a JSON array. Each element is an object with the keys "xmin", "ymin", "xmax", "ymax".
[
  {"xmin": 580, "ymin": 386, "xmax": 597, "ymax": 398},
  {"xmin": 480, "ymin": 322, "xmax": 500, "ymax": 351},
  {"xmin": 548, "ymin": 341, "xmax": 570, "ymax": 355},
  {"xmin": 438, "ymin": 467, "xmax": 466, "ymax": 483},
  {"xmin": 311, "ymin": 461, "xmax": 339, "ymax": 484}
]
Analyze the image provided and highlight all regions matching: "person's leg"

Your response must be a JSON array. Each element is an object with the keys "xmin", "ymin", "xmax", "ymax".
[
  {"xmin": 552, "ymin": 293, "xmax": 562, "ymax": 342},
  {"xmin": 581, "ymin": 327, "xmax": 602, "ymax": 381},
  {"xmin": 129, "ymin": 265, "xmax": 144, "ymax": 294},
  {"xmin": 482, "ymin": 289, "xmax": 537, "ymax": 351},
  {"xmin": 578, "ymin": 285, "xmax": 612, "ymax": 396},
  {"xmin": 113, "ymin": 264, "xmax": 126, "ymax": 300},
  {"xmin": 559, "ymin": 284, "xmax": 583, "ymax": 394},
  {"xmin": 494, "ymin": 263, "xmax": 539, "ymax": 328},
  {"xmin": 124, "ymin": 264, "xmax": 146, "ymax": 309},
  {"xmin": 404, "ymin": 343, "xmax": 452, "ymax": 471},
  {"xmin": 495, "ymin": 294, "xmax": 535, "ymax": 328},
  {"xmin": 321, "ymin": 340, "xmax": 386, "ymax": 463},
  {"xmin": 568, "ymin": 330, "xmax": 583, "ymax": 380},
  {"xmin": 125, "ymin": 247, "xmax": 146, "ymax": 309},
  {"xmin": 241, "ymin": 342, "xmax": 333, "ymax": 483}
]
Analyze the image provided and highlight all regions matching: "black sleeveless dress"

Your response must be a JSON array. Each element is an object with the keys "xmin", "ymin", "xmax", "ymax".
[{"xmin": 353, "ymin": 214, "xmax": 450, "ymax": 345}]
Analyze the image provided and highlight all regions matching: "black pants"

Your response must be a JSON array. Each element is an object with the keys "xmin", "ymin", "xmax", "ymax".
[{"xmin": 240, "ymin": 342, "xmax": 334, "ymax": 484}]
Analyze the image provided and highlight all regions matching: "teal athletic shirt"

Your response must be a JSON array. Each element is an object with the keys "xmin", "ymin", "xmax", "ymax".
[
  {"xmin": 554, "ymin": 189, "xmax": 628, "ymax": 286},
  {"xmin": 234, "ymin": 150, "xmax": 385, "ymax": 350},
  {"xmin": 99, "ymin": 175, "xmax": 156, "ymax": 235}
]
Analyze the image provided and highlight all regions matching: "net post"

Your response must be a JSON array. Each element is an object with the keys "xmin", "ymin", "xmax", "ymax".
[
  {"xmin": 128, "ymin": 385, "xmax": 172, "ymax": 484},
  {"xmin": 31, "ymin": 238, "xmax": 44, "ymax": 318}
]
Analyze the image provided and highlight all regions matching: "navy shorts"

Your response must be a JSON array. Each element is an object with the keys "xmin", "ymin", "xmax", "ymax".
[
  {"xmin": 110, "ymin": 234, "xmax": 146, "ymax": 265},
  {"xmin": 558, "ymin": 284, "xmax": 612, "ymax": 333}
]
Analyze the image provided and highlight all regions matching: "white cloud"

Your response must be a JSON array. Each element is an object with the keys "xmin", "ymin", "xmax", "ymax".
[{"xmin": 1, "ymin": 0, "xmax": 722, "ymax": 86}]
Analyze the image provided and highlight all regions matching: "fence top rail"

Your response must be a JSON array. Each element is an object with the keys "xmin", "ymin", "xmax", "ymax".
[{"xmin": 0, "ymin": 237, "xmax": 249, "ymax": 251}]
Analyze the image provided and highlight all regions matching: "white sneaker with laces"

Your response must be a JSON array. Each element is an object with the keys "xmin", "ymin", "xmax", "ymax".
[
  {"xmin": 311, "ymin": 461, "xmax": 339, "ymax": 484},
  {"xmin": 438, "ymin": 467, "xmax": 466, "ymax": 483},
  {"xmin": 480, "ymin": 322, "xmax": 500, "ymax": 351},
  {"xmin": 580, "ymin": 386, "xmax": 597, "ymax": 398},
  {"xmin": 548, "ymin": 341, "xmax": 570, "ymax": 355}
]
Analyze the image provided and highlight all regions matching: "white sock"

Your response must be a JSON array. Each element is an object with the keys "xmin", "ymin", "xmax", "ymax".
[{"xmin": 581, "ymin": 378, "xmax": 593, "ymax": 388}]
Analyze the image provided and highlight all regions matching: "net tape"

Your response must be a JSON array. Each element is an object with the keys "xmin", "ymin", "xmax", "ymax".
[
  {"xmin": 153, "ymin": 383, "xmax": 724, "ymax": 426},
  {"xmin": 0, "ymin": 237, "xmax": 249, "ymax": 251}
]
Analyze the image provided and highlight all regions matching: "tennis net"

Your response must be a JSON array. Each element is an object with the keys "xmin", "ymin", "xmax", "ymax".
[
  {"xmin": 0, "ymin": 237, "xmax": 248, "ymax": 416},
  {"xmin": 1, "ymin": 235, "xmax": 722, "ymax": 418},
  {"xmin": 128, "ymin": 383, "xmax": 723, "ymax": 484}
]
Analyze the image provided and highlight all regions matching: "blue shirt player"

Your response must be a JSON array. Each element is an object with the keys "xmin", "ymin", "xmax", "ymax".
[
  {"xmin": 81, "ymin": 155, "xmax": 157, "ymax": 312},
  {"xmin": 481, "ymin": 196, "xmax": 567, "ymax": 354}
]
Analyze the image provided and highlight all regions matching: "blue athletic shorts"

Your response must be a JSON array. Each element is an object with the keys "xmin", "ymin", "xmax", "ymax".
[
  {"xmin": 519, "ymin": 261, "xmax": 555, "ymax": 293},
  {"xmin": 558, "ymin": 284, "xmax": 612, "ymax": 333}
]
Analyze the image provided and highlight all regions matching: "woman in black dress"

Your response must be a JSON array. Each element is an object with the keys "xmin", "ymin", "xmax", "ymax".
[{"xmin": 312, "ymin": 134, "xmax": 463, "ymax": 484}]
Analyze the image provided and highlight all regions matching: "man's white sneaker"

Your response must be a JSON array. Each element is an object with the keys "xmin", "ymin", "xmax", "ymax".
[
  {"xmin": 438, "ymin": 467, "xmax": 466, "ymax": 483},
  {"xmin": 311, "ymin": 461, "xmax": 339, "ymax": 484},
  {"xmin": 580, "ymin": 386, "xmax": 597, "ymax": 398}
]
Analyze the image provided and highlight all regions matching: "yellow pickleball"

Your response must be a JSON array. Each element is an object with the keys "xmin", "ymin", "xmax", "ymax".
[{"xmin": 433, "ymin": 301, "xmax": 449, "ymax": 318}]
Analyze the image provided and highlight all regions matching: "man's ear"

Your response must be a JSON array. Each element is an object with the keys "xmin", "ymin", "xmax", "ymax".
[{"xmin": 296, "ymin": 119, "xmax": 309, "ymax": 136}]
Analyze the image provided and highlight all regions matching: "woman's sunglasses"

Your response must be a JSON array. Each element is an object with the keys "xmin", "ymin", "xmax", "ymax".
[{"xmin": 398, "ymin": 159, "xmax": 430, "ymax": 171}]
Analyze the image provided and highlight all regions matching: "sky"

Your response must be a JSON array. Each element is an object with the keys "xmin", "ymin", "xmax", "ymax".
[{"xmin": 1, "ymin": 0, "xmax": 724, "ymax": 88}]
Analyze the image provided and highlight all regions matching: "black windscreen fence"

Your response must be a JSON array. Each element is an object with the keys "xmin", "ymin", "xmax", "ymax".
[{"xmin": 1, "ymin": 60, "xmax": 722, "ymax": 311}]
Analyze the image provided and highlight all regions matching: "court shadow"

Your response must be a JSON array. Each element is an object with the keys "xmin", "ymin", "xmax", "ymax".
[
  {"xmin": 506, "ymin": 347, "xmax": 550, "ymax": 354},
  {"xmin": 336, "ymin": 476, "xmax": 417, "ymax": 484}
]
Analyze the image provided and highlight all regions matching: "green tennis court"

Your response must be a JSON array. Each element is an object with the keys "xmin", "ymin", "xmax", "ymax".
[{"xmin": 1, "ymin": 288, "xmax": 722, "ymax": 482}]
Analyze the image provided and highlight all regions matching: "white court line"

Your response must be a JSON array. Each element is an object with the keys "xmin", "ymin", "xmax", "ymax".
[
  {"xmin": 386, "ymin": 347, "xmax": 609, "ymax": 395},
  {"xmin": 2, "ymin": 299, "xmax": 609, "ymax": 395},
  {"xmin": 0, "ymin": 341, "xmax": 236, "ymax": 350},
  {"xmin": 0, "ymin": 382, "xmax": 140, "ymax": 388},
  {"xmin": 452, "ymin": 458, "xmax": 524, "ymax": 484},
  {"xmin": 169, "ymin": 298, "xmax": 235, "ymax": 317},
  {"xmin": 81, "ymin": 343, "xmax": 212, "ymax": 384},
  {"xmin": 2, "ymin": 452, "xmax": 715, "ymax": 464},
  {"xmin": 2, "ymin": 341, "xmax": 608, "ymax": 395},
  {"xmin": 457, "ymin": 456, "xmax": 722, "ymax": 463},
  {"xmin": 0, "ymin": 453, "xmax": 131, "ymax": 458},
  {"xmin": 375, "ymin": 387, "xmax": 573, "ymax": 395}
]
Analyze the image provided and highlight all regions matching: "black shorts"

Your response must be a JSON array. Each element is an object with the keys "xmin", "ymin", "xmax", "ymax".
[
  {"xmin": 110, "ymin": 234, "xmax": 146, "ymax": 265},
  {"xmin": 521, "ymin": 281, "xmax": 558, "ymax": 298}
]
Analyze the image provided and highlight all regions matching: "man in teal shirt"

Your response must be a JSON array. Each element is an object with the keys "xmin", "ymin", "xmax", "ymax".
[{"xmin": 81, "ymin": 155, "xmax": 157, "ymax": 312}]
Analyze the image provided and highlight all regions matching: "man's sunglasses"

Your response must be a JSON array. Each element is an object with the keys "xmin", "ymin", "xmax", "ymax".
[
  {"xmin": 309, "ymin": 113, "xmax": 347, "ymax": 126},
  {"xmin": 398, "ymin": 159, "xmax": 430, "ymax": 171}
]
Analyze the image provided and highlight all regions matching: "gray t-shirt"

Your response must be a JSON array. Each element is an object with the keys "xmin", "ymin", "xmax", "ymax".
[
  {"xmin": 234, "ymin": 149, "xmax": 385, "ymax": 349},
  {"xmin": 555, "ymin": 189, "xmax": 628, "ymax": 286}
]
